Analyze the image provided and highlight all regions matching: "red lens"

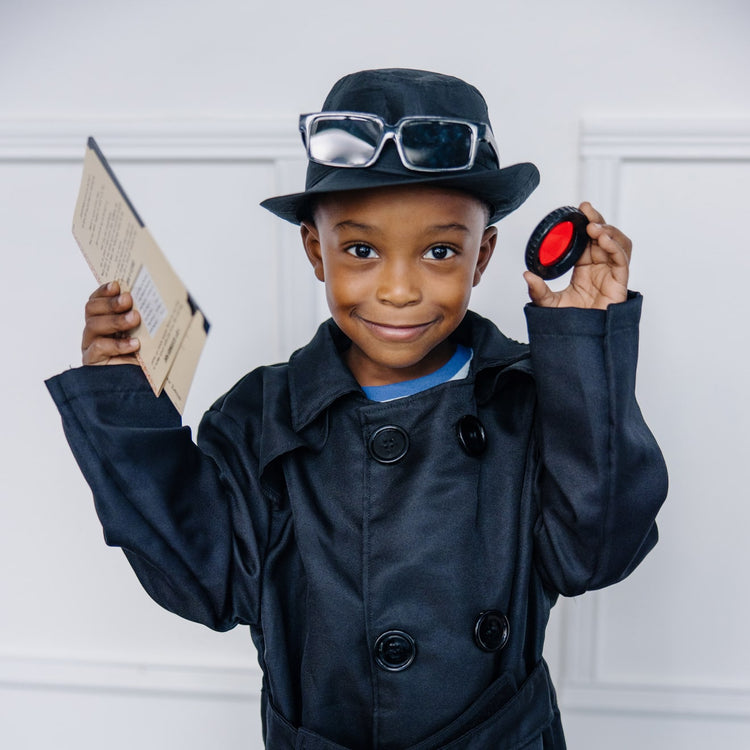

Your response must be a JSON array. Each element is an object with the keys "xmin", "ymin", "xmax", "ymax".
[{"xmin": 538, "ymin": 221, "xmax": 574, "ymax": 266}]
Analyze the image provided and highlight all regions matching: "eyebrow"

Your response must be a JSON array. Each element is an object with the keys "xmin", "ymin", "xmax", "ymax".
[
  {"xmin": 427, "ymin": 223, "xmax": 472, "ymax": 233},
  {"xmin": 332, "ymin": 220, "xmax": 472, "ymax": 234},
  {"xmin": 333, "ymin": 220, "xmax": 376, "ymax": 232}
]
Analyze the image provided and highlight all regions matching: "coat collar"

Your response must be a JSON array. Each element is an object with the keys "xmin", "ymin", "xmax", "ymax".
[{"xmin": 287, "ymin": 310, "xmax": 530, "ymax": 432}]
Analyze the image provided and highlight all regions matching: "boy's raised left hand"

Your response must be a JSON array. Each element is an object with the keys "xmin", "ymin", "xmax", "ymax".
[{"xmin": 523, "ymin": 202, "xmax": 631, "ymax": 310}]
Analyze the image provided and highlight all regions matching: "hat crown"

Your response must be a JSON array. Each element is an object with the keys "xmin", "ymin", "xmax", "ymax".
[
  {"xmin": 259, "ymin": 68, "xmax": 539, "ymax": 225},
  {"xmin": 321, "ymin": 68, "xmax": 491, "ymax": 124},
  {"xmin": 305, "ymin": 68, "xmax": 499, "ymax": 192}
]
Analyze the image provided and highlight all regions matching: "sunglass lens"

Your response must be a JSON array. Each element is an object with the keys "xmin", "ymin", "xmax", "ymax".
[
  {"xmin": 400, "ymin": 121, "xmax": 473, "ymax": 169},
  {"xmin": 308, "ymin": 117, "xmax": 382, "ymax": 166}
]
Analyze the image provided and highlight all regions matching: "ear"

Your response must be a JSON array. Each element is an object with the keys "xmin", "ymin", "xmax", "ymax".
[
  {"xmin": 473, "ymin": 226, "xmax": 497, "ymax": 286},
  {"xmin": 300, "ymin": 221, "xmax": 325, "ymax": 282}
]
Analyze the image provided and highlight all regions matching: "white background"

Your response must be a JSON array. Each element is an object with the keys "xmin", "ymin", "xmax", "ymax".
[{"xmin": 1, "ymin": 0, "xmax": 749, "ymax": 747}]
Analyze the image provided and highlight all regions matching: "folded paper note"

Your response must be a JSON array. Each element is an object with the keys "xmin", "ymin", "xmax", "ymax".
[{"xmin": 72, "ymin": 137, "xmax": 209, "ymax": 413}]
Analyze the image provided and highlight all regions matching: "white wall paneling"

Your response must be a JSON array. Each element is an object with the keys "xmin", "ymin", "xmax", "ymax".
[
  {"xmin": 0, "ymin": 119, "xmax": 314, "ymax": 748},
  {"xmin": 4, "ymin": 116, "xmax": 750, "ymax": 749},
  {"xmin": 557, "ymin": 118, "xmax": 750, "ymax": 746},
  {"xmin": 0, "ymin": 649, "xmax": 258, "ymax": 699}
]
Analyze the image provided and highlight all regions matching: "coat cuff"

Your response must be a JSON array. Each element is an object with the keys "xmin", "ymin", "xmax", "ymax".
[
  {"xmin": 523, "ymin": 291, "xmax": 642, "ymax": 339},
  {"xmin": 45, "ymin": 364, "xmax": 180, "ymax": 429}
]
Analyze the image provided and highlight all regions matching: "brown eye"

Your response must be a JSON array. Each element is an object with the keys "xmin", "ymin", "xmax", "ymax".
[
  {"xmin": 347, "ymin": 244, "xmax": 377, "ymax": 259},
  {"xmin": 425, "ymin": 245, "xmax": 455, "ymax": 260}
]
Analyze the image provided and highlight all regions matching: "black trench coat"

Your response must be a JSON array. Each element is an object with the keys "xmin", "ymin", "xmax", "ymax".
[{"xmin": 47, "ymin": 299, "xmax": 668, "ymax": 749}]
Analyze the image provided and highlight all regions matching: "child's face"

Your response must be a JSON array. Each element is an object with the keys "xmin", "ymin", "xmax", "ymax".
[{"xmin": 301, "ymin": 184, "xmax": 496, "ymax": 387}]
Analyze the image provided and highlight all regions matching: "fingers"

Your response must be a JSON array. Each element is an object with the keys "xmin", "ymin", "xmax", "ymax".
[
  {"xmin": 81, "ymin": 281, "xmax": 141, "ymax": 365},
  {"xmin": 82, "ymin": 334, "xmax": 141, "ymax": 366},
  {"xmin": 83, "ymin": 307, "xmax": 140, "ymax": 341},
  {"xmin": 89, "ymin": 280, "xmax": 120, "ymax": 301},
  {"xmin": 579, "ymin": 201, "xmax": 632, "ymax": 265},
  {"xmin": 567, "ymin": 202, "xmax": 631, "ymax": 308},
  {"xmin": 579, "ymin": 201, "xmax": 606, "ymax": 225},
  {"xmin": 586, "ymin": 222, "xmax": 631, "ymax": 267},
  {"xmin": 85, "ymin": 293, "xmax": 135, "ymax": 322},
  {"xmin": 82, "ymin": 290, "xmax": 140, "ymax": 343}
]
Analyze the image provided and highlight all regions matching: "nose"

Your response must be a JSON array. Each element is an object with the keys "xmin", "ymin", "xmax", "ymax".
[{"xmin": 376, "ymin": 259, "xmax": 422, "ymax": 307}]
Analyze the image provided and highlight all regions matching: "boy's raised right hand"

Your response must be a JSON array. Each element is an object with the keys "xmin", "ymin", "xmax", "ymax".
[{"xmin": 82, "ymin": 281, "xmax": 141, "ymax": 365}]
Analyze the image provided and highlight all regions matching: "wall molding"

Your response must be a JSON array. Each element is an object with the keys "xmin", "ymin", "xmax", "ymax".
[
  {"xmin": 560, "ymin": 116, "xmax": 750, "ymax": 723},
  {"xmin": 0, "ymin": 116, "xmax": 301, "ymax": 160},
  {"xmin": 581, "ymin": 116, "xmax": 750, "ymax": 159},
  {"xmin": 0, "ymin": 652, "xmax": 262, "ymax": 700},
  {"xmin": 579, "ymin": 116, "xmax": 750, "ymax": 222},
  {"xmin": 563, "ymin": 679, "xmax": 750, "ymax": 720},
  {"xmin": 559, "ymin": 592, "xmax": 750, "ymax": 719}
]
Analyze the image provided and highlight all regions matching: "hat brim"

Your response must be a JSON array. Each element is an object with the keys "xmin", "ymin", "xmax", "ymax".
[{"xmin": 260, "ymin": 161, "xmax": 540, "ymax": 226}]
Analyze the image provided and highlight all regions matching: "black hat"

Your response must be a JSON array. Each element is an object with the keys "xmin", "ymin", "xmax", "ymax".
[{"xmin": 260, "ymin": 68, "xmax": 539, "ymax": 225}]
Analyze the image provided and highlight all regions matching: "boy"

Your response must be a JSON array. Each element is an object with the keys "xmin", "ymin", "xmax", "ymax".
[{"xmin": 47, "ymin": 69, "xmax": 668, "ymax": 748}]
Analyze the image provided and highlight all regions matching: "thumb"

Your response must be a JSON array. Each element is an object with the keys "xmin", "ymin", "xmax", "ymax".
[{"xmin": 523, "ymin": 271, "xmax": 556, "ymax": 307}]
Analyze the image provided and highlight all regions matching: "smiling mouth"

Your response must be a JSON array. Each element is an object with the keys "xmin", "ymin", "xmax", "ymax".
[{"xmin": 358, "ymin": 317, "xmax": 437, "ymax": 342}]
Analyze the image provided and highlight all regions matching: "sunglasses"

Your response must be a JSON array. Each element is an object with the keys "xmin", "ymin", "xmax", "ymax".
[{"xmin": 299, "ymin": 111, "xmax": 500, "ymax": 173}]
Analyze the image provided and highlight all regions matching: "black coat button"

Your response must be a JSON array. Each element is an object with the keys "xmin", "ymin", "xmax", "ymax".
[
  {"xmin": 374, "ymin": 630, "xmax": 416, "ymax": 671},
  {"xmin": 474, "ymin": 610, "xmax": 510, "ymax": 652},
  {"xmin": 457, "ymin": 415, "xmax": 487, "ymax": 456},
  {"xmin": 369, "ymin": 425, "xmax": 409, "ymax": 464}
]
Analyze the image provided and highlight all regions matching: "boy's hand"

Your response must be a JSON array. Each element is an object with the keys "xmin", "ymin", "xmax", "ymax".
[
  {"xmin": 81, "ymin": 281, "xmax": 141, "ymax": 365},
  {"xmin": 523, "ymin": 202, "xmax": 631, "ymax": 310}
]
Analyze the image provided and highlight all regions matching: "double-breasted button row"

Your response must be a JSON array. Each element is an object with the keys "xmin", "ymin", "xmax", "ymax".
[
  {"xmin": 456, "ymin": 415, "xmax": 487, "ymax": 456},
  {"xmin": 374, "ymin": 611, "xmax": 509, "ymax": 671},
  {"xmin": 374, "ymin": 630, "xmax": 416, "ymax": 672},
  {"xmin": 474, "ymin": 610, "xmax": 510, "ymax": 652},
  {"xmin": 368, "ymin": 426, "xmax": 410, "ymax": 464},
  {"xmin": 368, "ymin": 416, "xmax": 487, "ymax": 465}
]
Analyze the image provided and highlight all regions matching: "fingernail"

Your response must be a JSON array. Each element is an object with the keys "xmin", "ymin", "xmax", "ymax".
[{"xmin": 129, "ymin": 338, "xmax": 139, "ymax": 348}]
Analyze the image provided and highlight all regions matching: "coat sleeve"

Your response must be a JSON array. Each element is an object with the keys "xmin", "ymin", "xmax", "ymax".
[
  {"xmin": 524, "ymin": 293, "xmax": 668, "ymax": 597},
  {"xmin": 45, "ymin": 364, "xmax": 270, "ymax": 631}
]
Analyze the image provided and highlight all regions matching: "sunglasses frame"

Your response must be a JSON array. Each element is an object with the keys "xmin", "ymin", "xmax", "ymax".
[{"xmin": 299, "ymin": 111, "xmax": 500, "ymax": 173}]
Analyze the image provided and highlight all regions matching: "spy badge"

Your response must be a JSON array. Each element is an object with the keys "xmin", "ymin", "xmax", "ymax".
[{"xmin": 525, "ymin": 206, "xmax": 589, "ymax": 280}]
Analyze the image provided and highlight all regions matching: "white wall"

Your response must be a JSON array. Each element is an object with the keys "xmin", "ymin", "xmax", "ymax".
[{"xmin": 1, "ymin": 1, "xmax": 749, "ymax": 747}]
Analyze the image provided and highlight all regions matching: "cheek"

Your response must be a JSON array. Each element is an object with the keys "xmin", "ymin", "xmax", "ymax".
[
  {"xmin": 433, "ymin": 268, "xmax": 475, "ymax": 308},
  {"xmin": 324, "ymin": 267, "xmax": 365, "ymax": 311}
]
